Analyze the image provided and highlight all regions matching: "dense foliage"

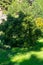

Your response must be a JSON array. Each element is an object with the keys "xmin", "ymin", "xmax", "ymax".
[
  {"xmin": 0, "ymin": 0, "xmax": 43, "ymax": 48},
  {"xmin": 0, "ymin": 0, "xmax": 12, "ymax": 9}
]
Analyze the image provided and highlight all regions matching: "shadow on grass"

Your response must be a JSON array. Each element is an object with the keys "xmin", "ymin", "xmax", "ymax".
[
  {"xmin": 0, "ymin": 41, "xmax": 43, "ymax": 65},
  {"xmin": 0, "ymin": 49, "xmax": 43, "ymax": 65},
  {"xmin": 19, "ymin": 55, "xmax": 43, "ymax": 65},
  {"xmin": 0, "ymin": 49, "xmax": 19, "ymax": 65}
]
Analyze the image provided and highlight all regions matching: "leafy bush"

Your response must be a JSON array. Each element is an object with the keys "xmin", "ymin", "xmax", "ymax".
[{"xmin": 0, "ymin": 0, "xmax": 43, "ymax": 47}]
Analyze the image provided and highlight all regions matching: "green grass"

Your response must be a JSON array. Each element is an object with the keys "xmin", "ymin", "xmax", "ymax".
[{"xmin": 0, "ymin": 38, "xmax": 43, "ymax": 65}]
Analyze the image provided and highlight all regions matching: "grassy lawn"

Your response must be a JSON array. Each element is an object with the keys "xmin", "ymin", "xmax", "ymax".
[{"xmin": 0, "ymin": 38, "xmax": 43, "ymax": 65}]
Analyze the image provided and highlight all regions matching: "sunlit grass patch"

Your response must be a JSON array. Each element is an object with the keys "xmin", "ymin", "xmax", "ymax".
[
  {"xmin": 32, "ymin": 51, "xmax": 43, "ymax": 60},
  {"xmin": 37, "ymin": 38, "xmax": 43, "ymax": 43},
  {"xmin": 11, "ymin": 52, "xmax": 31, "ymax": 62},
  {"xmin": 10, "ymin": 43, "xmax": 43, "ymax": 63},
  {"xmin": 0, "ymin": 47, "xmax": 43, "ymax": 65},
  {"xmin": 40, "ymin": 47, "xmax": 43, "ymax": 51},
  {"xmin": 11, "ymin": 51, "xmax": 43, "ymax": 63}
]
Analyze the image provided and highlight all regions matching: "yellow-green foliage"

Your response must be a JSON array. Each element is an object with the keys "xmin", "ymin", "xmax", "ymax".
[{"xmin": 35, "ymin": 17, "xmax": 43, "ymax": 29}]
